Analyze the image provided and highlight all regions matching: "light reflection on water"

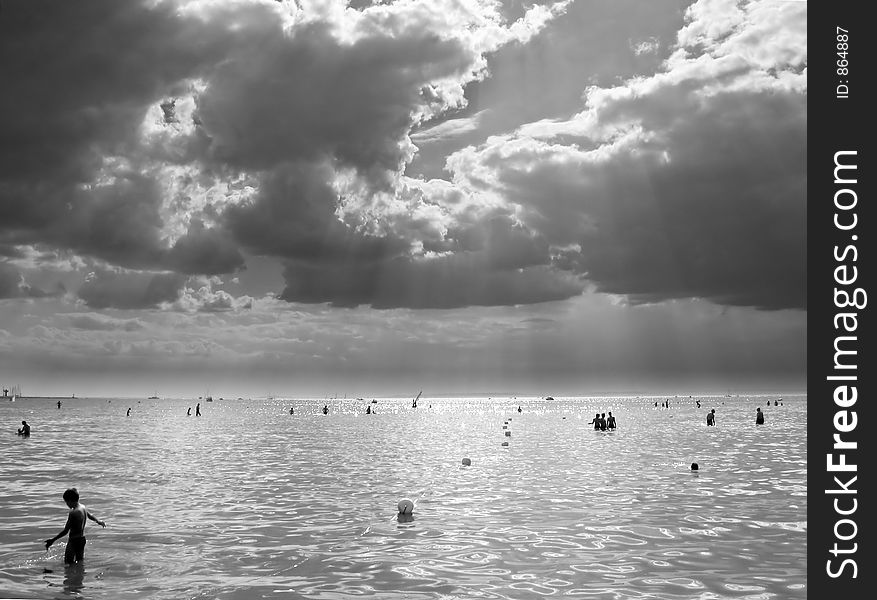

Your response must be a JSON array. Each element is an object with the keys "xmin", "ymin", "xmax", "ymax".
[{"xmin": 1, "ymin": 395, "xmax": 806, "ymax": 599}]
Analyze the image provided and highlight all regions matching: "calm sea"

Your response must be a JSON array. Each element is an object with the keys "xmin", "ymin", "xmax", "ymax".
[{"xmin": 1, "ymin": 394, "xmax": 806, "ymax": 600}]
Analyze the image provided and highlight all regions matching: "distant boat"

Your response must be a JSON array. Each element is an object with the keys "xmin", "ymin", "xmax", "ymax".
[
  {"xmin": 412, "ymin": 390, "xmax": 422, "ymax": 408},
  {"xmin": 545, "ymin": 396, "xmax": 555, "ymax": 401},
  {"xmin": 148, "ymin": 391, "xmax": 159, "ymax": 399},
  {"xmin": 205, "ymin": 396, "xmax": 213, "ymax": 402}
]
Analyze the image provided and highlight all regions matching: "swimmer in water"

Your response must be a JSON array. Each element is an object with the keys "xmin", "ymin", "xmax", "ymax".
[
  {"xmin": 706, "ymin": 409, "xmax": 716, "ymax": 426},
  {"xmin": 588, "ymin": 413, "xmax": 600, "ymax": 430},
  {"xmin": 607, "ymin": 412, "xmax": 616, "ymax": 430},
  {"xmin": 45, "ymin": 488, "xmax": 106, "ymax": 564},
  {"xmin": 756, "ymin": 407, "xmax": 765, "ymax": 425},
  {"xmin": 17, "ymin": 420, "xmax": 31, "ymax": 436}
]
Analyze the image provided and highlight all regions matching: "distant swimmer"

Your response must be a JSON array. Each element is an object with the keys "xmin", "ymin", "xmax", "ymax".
[
  {"xmin": 517, "ymin": 405, "xmax": 522, "ymax": 413},
  {"xmin": 599, "ymin": 413, "xmax": 607, "ymax": 431},
  {"xmin": 187, "ymin": 407, "xmax": 191, "ymax": 416},
  {"xmin": 755, "ymin": 407, "xmax": 765, "ymax": 425},
  {"xmin": 126, "ymin": 408, "xmax": 131, "ymax": 417},
  {"xmin": 58, "ymin": 400, "xmax": 62, "ymax": 409},
  {"xmin": 44, "ymin": 487, "xmax": 106, "ymax": 564},
  {"xmin": 366, "ymin": 405, "xmax": 371, "ymax": 414},
  {"xmin": 774, "ymin": 400, "xmax": 778, "ymax": 406},
  {"xmin": 290, "ymin": 407, "xmax": 294, "ymax": 415},
  {"xmin": 696, "ymin": 400, "xmax": 701, "ymax": 408},
  {"xmin": 607, "ymin": 412, "xmax": 616, "ymax": 430},
  {"xmin": 322, "ymin": 404, "xmax": 329, "ymax": 415},
  {"xmin": 588, "ymin": 413, "xmax": 600, "ymax": 430},
  {"xmin": 706, "ymin": 409, "xmax": 716, "ymax": 426},
  {"xmin": 17, "ymin": 420, "xmax": 30, "ymax": 436},
  {"xmin": 196, "ymin": 403, "xmax": 201, "ymax": 417}
]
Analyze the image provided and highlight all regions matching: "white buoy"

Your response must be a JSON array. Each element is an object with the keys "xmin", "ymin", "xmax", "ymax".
[
  {"xmin": 462, "ymin": 458, "xmax": 471, "ymax": 466},
  {"xmin": 397, "ymin": 499, "xmax": 415, "ymax": 515}
]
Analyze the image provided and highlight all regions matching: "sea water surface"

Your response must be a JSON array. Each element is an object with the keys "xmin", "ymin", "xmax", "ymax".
[{"xmin": 1, "ymin": 394, "xmax": 806, "ymax": 600}]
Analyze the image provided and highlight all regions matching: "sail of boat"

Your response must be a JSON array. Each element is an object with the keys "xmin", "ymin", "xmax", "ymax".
[{"xmin": 412, "ymin": 390, "xmax": 421, "ymax": 408}]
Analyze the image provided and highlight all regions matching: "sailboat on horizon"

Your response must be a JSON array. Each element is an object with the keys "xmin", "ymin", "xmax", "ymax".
[{"xmin": 412, "ymin": 390, "xmax": 422, "ymax": 408}]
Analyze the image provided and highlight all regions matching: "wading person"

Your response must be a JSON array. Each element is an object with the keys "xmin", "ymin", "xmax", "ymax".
[{"xmin": 44, "ymin": 488, "xmax": 106, "ymax": 564}]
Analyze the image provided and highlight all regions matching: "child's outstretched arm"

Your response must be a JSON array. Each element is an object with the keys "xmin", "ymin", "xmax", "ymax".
[
  {"xmin": 86, "ymin": 511, "xmax": 106, "ymax": 528},
  {"xmin": 45, "ymin": 522, "xmax": 70, "ymax": 550}
]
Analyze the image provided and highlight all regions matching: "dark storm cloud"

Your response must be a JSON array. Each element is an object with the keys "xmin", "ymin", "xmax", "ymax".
[
  {"xmin": 280, "ymin": 256, "xmax": 584, "ymax": 309},
  {"xmin": 77, "ymin": 270, "xmax": 185, "ymax": 310},
  {"xmin": 0, "ymin": 0, "xmax": 497, "ymax": 292},
  {"xmin": 223, "ymin": 162, "xmax": 408, "ymax": 263},
  {"xmin": 167, "ymin": 219, "xmax": 245, "ymax": 275},
  {"xmin": 481, "ymin": 88, "xmax": 806, "ymax": 310},
  {"xmin": 0, "ymin": 0, "xmax": 231, "ymax": 273},
  {"xmin": 194, "ymin": 21, "xmax": 471, "ymax": 179},
  {"xmin": 0, "ymin": 0, "xmax": 224, "ymax": 185}
]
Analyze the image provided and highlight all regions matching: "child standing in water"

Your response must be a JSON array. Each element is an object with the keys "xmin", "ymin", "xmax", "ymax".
[{"xmin": 45, "ymin": 488, "xmax": 106, "ymax": 564}]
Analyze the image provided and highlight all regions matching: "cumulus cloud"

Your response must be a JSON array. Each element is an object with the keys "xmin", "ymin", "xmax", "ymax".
[
  {"xmin": 433, "ymin": 0, "xmax": 806, "ymax": 310},
  {"xmin": 0, "ymin": 0, "xmax": 804, "ymax": 313},
  {"xmin": 170, "ymin": 279, "xmax": 255, "ymax": 313},
  {"xmin": 0, "ymin": 0, "xmax": 573, "ymax": 310}
]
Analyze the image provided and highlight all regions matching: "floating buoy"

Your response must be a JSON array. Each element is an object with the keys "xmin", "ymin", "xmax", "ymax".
[
  {"xmin": 501, "ymin": 441, "xmax": 509, "ymax": 447},
  {"xmin": 397, "ymin": 499, "xmax": 415, "ymax": 515},
  {"xmin": 691, "ymin": 463, "xmax": 699, "ymax": 471},
  {"xmin": 462, "ymin": 458, "xmax": 471, "ymax": 466}
]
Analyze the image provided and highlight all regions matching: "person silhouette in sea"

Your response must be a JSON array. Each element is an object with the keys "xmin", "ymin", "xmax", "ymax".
[
  {"xmin": 366, "ymin": 404, "xmax": 371, "ymax": 414},
  {"xmin": 607, "ymin": 412, "xmax": 616, "ymax": 430},
  {"xmin": 126, "ymin": 408, "xmax": 131, "ymax": 417},
  {"xmin": 774, "ymin": 400, "xmax": 778, "ymax": 406},
  {"xmin": 17, "ymin": 420, "xmax": 30, "ymax": 436},
  {"xmin": 58, "ymin": 400, "xmax": 62, "ymax": 409},
  {"xmin": 588, "ymin": 413, "xmax": 600, "ymax": 430},
  {"xmin": 755, "ymin": 407, "xmax": 765, "ymax": 425},
  {"xmin": 599, "ymin": 413, "xmax": 608, "ymax": 431},
  {"xmin": 517, "ymin": 405, "xmax": 522, "ymax": 413},
  {"xmin": 196, "ymin": 403, "xmax": 201, "ymax": 417},
  {"xmin": 696, "ymin": 399, "xmax": 701, "ymax": 408},
  {"xmin": 45, "ymin": 488, "xmax": 106, "ymax": 564},
  {"xmin": 187, "ymin": 407, "xmax": 191, "ymax": 416},
  {"xmin": 322, "ymin": 404, "xmax": 329, "ymax": 415},
  {"xmin": 290, "ymin": 407, "xmax": 294, "ymax": 415},
  {"xmin": 706, "ymin": 409, "xmax": 716, "ymax": 426}
]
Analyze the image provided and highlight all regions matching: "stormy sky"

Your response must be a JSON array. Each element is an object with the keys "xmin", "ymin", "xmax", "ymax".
[{"xmin": 0, "ymin": 0, "xmax": 806, "ymax": 398}]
